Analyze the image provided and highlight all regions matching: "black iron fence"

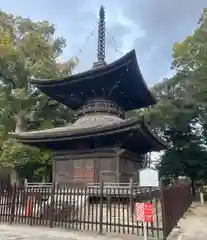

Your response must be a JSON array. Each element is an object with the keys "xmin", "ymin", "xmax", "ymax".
[{"xmin": 0, "ymin": 182, "xmax": 192, "ymax": 239}]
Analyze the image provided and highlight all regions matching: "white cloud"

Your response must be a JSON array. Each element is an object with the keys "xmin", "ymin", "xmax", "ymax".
[{"xmin": 1, "ymin": 0, "xmax": 206, "ymax": 84}]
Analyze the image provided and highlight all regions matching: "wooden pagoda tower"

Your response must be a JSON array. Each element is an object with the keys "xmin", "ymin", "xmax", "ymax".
[{"xmin": 11, "ymin": 6, "xmax": 166, "ymax": 186}]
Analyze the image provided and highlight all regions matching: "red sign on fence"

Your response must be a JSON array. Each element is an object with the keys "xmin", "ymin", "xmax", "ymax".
[{"xmin": 135, "ymin": 202, "xmax": 153, "ymax": 223}]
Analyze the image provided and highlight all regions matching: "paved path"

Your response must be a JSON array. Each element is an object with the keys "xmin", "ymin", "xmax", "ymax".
[
  {"xmin": 0, "ymin": 225, "xmax": 75, "ymax": 240},
  {"xmin": 0, "ymin": 224, "xmax": 147, "ymax": 240},
  {"xmin": 1, "ymin": 203, "xmax": 207, "ymax": 239},
  {"xmin": 168, "ymin": 203, "xmax": 207, "ymax": 240}
]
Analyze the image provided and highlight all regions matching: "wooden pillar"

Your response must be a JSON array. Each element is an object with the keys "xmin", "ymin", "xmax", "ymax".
[{"xmin": 116, "ymin": 151, "xmax": 120, "ymax": 183}]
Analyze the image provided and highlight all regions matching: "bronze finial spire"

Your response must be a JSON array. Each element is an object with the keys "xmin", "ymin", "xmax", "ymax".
[
  {"xmin": 97, "ymin": 6, "xmax": 105, "ymax": 62},
  {"xmin": 93, "ymin": 6, "xmax": 106, "ymax": 68}
]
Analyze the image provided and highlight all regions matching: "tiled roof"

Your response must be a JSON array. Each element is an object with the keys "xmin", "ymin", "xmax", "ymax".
[{"xmin": 10, "ymin": 115, "xmax": 137, "ymax": 139}]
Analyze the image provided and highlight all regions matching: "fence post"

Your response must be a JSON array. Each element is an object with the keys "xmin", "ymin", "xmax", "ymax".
[
  {"xmin": 9, "ymin": 183, "xmax": 16, "ymax": 224},
  {"xmin": 99, "ymin": 181, "xmax": 104, "ymax": 234},
  {"xmin": 49, "ymin": 181, "xmax": 56, "ymax": 228},
  {"xmin": 129, "ymin": 178, "xmax": 133, "ymax": 217},
  {"xmin": 160, "ymin": 180, "xmax": 167, "ymax": 240},
  {"xmin": 199, "ymin": 186, "xmax": 204, "ymax": 204}
]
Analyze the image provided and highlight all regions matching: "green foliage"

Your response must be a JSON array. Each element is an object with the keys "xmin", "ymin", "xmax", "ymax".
[
  {"xmin": 0, "ymin": 139, "xmax": 40, "ymax": 168},
  {"xmin": 143, "ymin": 9, "xmax": 207, "ymax": 184},
  {"xmin": 0, "ymin": 10, "xmax": 77, "ymax": 180},
  {"xmin": 18, "ymin": 149, "xmax": 52, "ymax": 181}
]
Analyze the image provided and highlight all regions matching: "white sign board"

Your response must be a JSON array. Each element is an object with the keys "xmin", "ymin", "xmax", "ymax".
[{"xmin": 139, "ymin": 167, "xmax": 159, "ymax": 187}]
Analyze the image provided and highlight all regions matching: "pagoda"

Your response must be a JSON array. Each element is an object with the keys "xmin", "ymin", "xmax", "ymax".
[{"xmin": 11, "ymin": 6, "xmax": 166, "ymax": 186}]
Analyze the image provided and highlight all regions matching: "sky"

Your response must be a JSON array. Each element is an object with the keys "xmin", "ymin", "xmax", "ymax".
[{"xmin": 1, "ymin": 0, "xmax": 207, "ymax": 86}]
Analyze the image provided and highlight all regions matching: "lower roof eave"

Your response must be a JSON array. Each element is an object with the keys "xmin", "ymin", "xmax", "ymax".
[
  {"xmin": 10, "ymin": 119, "xmax": 168, "ymax": 153},
  {"xmin": 10, "ymin": 125, "xmax": 138, "ymax": 143},
  {"xmin": 140, "ymin": 121, "xmax": 168, "ymax": 151}
]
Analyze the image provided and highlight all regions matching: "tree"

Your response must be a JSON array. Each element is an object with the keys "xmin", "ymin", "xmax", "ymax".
[
  {"xmin": 0, "ymin": 11, "xmax": 77, "ymax": 132},
  {"xmin": 143, "ymin": 71, "xmax": 207, "ymax": 193},
  {"xmin": 172, "ymin": 8, "xmax": 207, "ymax": 143},
  {"xmin": 0, "ymin": 11, "xmax": 78, "ymax": 181}
]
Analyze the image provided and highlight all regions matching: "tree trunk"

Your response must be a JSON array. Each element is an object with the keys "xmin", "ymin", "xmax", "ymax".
[
  {"xmin": 174, "ymin": 175, "xmax": 178, "ymax": 184},
  {"xmin": 11, "ymin": 109, "xmax": 27, "ymax": 186},
  {"xmin": 191, "ymin": 177, "xmax": 196, "ymax": 197},
  {"xmin": 42, "ymin": 175, "xmax": 46, "ymax": 183},
  {"xmin": 15, "ymin": 109, "xmax": 26, "ymax": 133},
  {"xmin": 10, "ymin": 169, "xmax": 20, "ymax": 186}
]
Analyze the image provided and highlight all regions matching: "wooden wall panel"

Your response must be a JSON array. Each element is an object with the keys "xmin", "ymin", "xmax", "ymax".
[
  {"xmin": 118, "ymin": 150, "xmax": 143, "ymax": 183},
  {"xmin": 55, "ymin": 160, "xmax": 72, "ymax": 183},
  {"xmin": 53, "ymin": 148, "xmax": 119, "ymax": 184}
]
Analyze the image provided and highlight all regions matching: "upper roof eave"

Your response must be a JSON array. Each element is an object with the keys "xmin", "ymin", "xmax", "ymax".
[
  {"xmin": 30, "ymin": 50, "xmax": 136, "ymax": 86},
  {"xmin": 30, "ymin": 50, "xmax": 156, "ymax": 107}
]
